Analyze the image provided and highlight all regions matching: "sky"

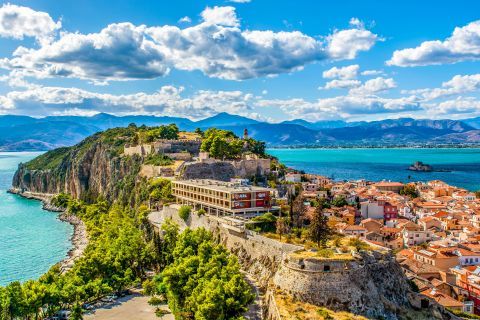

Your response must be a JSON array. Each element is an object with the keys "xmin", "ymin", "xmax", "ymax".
[{"xmin": 0, "ymin": 0, "xmax": 479, "ymax": 122}]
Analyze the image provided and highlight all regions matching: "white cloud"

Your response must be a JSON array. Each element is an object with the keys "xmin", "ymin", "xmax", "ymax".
[
  {"xmin": 405, "ymin": 73, "xmax": 480, "ymax": 100},
  {"xmin": 0, "ymin": 6, "xmax": 380, "ymax": 83},
  {"xmin": 327, "ymin": 23, "xmax": 379, "ymax": 59},
  {"xmin": 349, "ymin": 17, "xmax": 364, "ymax": 29},
  {"xmin": 322, "ymin": 64, "xmax": 359, "ymax": 79},
  {"xmin": 200, "ymin": 6, "xmax": 239, "ymax": 27},
  {"xmin": 228, "ymin": 0, "xmax": 251, "ymax": 3},
  {"xmin": 1, "ymin": 23, "xmax": 169, "ymax": 83},
  {"xmin": 0, "ymin": 4, "xmax": 61, "ymax": 44},
  {"xmin": 0, "ymin": 85, "xmax": 257, "ymax": 118},
  {"xmin": 424, "ymin": 97, "xmax": 480, "ymax": 117},
  {"xmin": 178, "ymin": 16, "xmax": 191, "ymax": 24},
  {"xmin": 257, "ymin": 95, "xmax": 419, "ymax": 120},
  {"xmin": 361, "ymin": 69, "xmax": 383, "ymax": 76},
  {"xmin": 321, "ymin": 79, "xmax": 361, "ymax": 90},
  {"xmin": 349, "ymin": 77, "xmax": 396, "ymax": 95},
  {"xmin": 387, "ymin": 20, "xmax": 480, "ymax": 67}
]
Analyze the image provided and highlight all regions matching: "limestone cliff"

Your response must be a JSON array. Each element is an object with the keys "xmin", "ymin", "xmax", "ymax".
[{"xmin": 12, "ymin": 128, "xmax": 143, "ymax": 202}]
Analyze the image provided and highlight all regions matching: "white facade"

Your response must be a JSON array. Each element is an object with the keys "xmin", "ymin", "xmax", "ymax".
[
  {"xmin": 403, "ymin": 229, "xmax": 433, "ymax": 247},
  {"xmin": 360, "ymin": 201, "xmax": 384, "ymax": 220}
]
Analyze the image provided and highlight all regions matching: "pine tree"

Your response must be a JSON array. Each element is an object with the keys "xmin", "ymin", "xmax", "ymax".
[{"xmin": 308, "ymin": 206, "xmax": 332, "ymax": 248}]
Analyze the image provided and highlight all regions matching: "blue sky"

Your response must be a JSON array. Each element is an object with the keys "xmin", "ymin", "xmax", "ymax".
[{"xmin": 0, "ymin": 0, "xmax": 479, "ymax": 122}]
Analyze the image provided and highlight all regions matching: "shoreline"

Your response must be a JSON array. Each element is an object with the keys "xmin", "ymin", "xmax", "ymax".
[{"xmin": 7, "ymin": 188, "xmax": 88, "ymax": 273}]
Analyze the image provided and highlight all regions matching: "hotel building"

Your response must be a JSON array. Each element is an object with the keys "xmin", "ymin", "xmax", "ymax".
[{"xmin": 171, "ymin": 179, "xmax": 273, "ymax": 215}]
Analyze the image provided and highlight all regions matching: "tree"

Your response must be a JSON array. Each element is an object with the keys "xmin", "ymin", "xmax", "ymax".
[
  {"xmin": 276, "ymin": 217, "xmax": 290, "ymax": 241},
  {"xmin": 160, "ymin": 228, "xmax": 254, "ymax": 319},
  {"xmin": 70, "ymin": 302, "xmax": 83, "ymax": 320},
  {"xmin": 178, "ymin": 205, "xmax": 191, "ymax": 221},
  {"xmin": 292, "ymin": 196, "xmax": 307, "ymax": 228},
  {"xmin": 331, "ymin": 196, "xmax": 348, "ymax": 207},
  {"xmin": 308, "ymin": 206, "xmax": 332, "ymax": 248},
  {"xmin": 194, "ymin": 128, "xmax": 204, "ymax": 137},
  {"xmin": 400, "ymin": 184, "xmax": 419, "ymax": 198}
]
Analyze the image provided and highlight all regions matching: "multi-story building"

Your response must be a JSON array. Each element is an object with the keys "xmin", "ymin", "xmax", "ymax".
[
  {"xmin": 171, "ymin": 179, "xmax": 274, "ymax": 215},
  {"xmin": 360, "ymin": 200, "xmax": 398, "ymax": 221}
]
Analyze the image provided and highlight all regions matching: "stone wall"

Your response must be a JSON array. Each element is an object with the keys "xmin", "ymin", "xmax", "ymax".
[
  {"xmin": 139, "ymin": 165, "xmax": 174, "ymax": 178},
  {"xmin": 153, "ymin": 140, "xmax": 201, "ymax": 155},
  {"xmin": 180, "ymin": 158, "xmax": 271, "ymax": 181},
  {"xmin": 124, "ymin": 144, "xmax": 152, "ymax": 156},
  {"xmin": 231, "ymin": 158, "xmax": 271, "ymax": 177},
  {"xmin": 155, "ymin": 205, "xmax": 301, "ymax": 287},
  {"xmin": 152, "ymin": 206, "xmax": 457, "ymax": 320}
]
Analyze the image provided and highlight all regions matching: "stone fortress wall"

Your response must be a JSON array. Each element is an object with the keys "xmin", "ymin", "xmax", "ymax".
[{"xmin": 149, "ymin": 205, "xmax": 440, "ymax": 320}]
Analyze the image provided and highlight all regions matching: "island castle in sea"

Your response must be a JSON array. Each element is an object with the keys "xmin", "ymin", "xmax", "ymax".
[{"xmin": 408, "ymin": 161, "xmax": 433, "ymax": 172}]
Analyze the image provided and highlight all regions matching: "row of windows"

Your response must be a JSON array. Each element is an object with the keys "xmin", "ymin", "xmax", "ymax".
[
  {"xmin": 173, "ymin": 184, "xmax": 230, "ymax": 199},
  {"xmin": 173, "ymin": 190, "xmax": 231, "ymax": 208}
]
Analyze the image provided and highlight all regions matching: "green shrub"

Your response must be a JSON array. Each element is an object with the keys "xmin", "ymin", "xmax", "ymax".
[
  {"xmin": 197, "ymin": 208, "xmax": 206, "ymax": 216},
  {"xmin": 178, "ymin": 205, "xmax": 191, "ymax": 221},
  {"xmin": 317, "ymin": 248, "xmax": 334, "ymax": 258},
  {"xmin": 144, "ymin": 154, "xmax": 173, "ymax": 166},
  {"xmin": 348, "ymin": 237, "xmax": 369, "ymax": 252}
]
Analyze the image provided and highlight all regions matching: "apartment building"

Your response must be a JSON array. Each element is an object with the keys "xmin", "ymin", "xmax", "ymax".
[{"xmin": 171, "ymin": 179, "xmax": 274, "ymax": 215}]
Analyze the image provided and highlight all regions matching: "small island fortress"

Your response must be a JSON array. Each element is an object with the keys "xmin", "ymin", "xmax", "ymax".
[{"xmin": 409, "ymin": 161, "xmax": 433, "ymax": 172}]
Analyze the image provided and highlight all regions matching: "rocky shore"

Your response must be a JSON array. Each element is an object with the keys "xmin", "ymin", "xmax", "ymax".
[{"xmin": 8, "ymin": 188, "xmax": 88, "ymax": 273}]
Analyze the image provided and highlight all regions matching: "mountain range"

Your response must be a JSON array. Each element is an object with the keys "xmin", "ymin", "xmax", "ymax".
[{"xmin": 0, "ymin": 112, "xmax": 479, "ymax": 151}]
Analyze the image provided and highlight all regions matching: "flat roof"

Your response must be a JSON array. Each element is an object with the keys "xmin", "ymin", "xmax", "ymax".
[{"xmin": 173, "ymin": 179, "xmax": 272, "ymax": 193}]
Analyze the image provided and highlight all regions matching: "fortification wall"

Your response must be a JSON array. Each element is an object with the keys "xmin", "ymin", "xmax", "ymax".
[
  {"xmin": 180, "ymin": 158, "xmax": 271, "ymax": 180},
  {"xmin": 139, "ymin": 165, "xmax": 174, "ymax": 178},
  {"xmin": 157, "ymin": 205, "xmax": 301, "ymax": 286},
  {"xmin": 231, "ymin": 158, "xmax": 271, "ymax": 177},
  {"xmin": 152, "ymin": 206, "xmax": 454, "ymax": 320}
]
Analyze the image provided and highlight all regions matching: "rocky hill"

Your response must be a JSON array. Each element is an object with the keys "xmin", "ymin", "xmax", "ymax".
[{"xmin": 12, "ymin": 126, "xmax": 144, "ymax": 202}]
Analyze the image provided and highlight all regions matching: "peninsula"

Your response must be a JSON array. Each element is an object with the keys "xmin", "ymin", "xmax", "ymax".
[{"xmin": 2, "ymin": 124, "xmax": 470, "ymax": 319}]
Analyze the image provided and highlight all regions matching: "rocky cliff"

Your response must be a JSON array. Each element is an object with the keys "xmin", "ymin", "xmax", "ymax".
[{"xmin": 12, "ymin": 127, "xmax": 143, "ymax": 202}]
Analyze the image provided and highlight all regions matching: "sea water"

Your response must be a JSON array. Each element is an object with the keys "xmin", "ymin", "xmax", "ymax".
[
  {"xmin": 267, "ymin": 148, "xmax": 480, "ymax": 191},
  {"xmin": 0, "ymin": 152, "xmax": 73, "ymax": 286}
]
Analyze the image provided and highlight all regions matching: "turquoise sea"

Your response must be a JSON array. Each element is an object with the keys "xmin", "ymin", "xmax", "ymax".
[
  {"xmin": 0, "ymin": 152, "xmax": 73, "ymax": 286},
  {"xmin": 267, "ymin": 148, "xmax": 480, "ymax": 191}
]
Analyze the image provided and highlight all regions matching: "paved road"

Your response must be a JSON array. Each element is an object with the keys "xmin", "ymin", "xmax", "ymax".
[{"xmin": 84, "ymin": 293, "xmax": 173, "ymax": 320}]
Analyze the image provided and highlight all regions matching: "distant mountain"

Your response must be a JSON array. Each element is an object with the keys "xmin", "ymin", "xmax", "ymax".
[
  {"xmin": 433, "ymin": 130, "xmax": 480, "ymax": 143},
  {"xmin": 0, "ymin": 112, "xmax": 480, "ymax": 150},
  {"xmin": 281, "ymin": 119, "xmax": 347, "ymax": 130},
  {"xmin": 0, "ymin": 121, "xmax": 99, "ymax": 151},
  {"xmin": 215, "ymin": 123, "xmax": 335, "ymax": 145},
  {"xmin": 195, "ymin": 112, "xmax": 259, "ymax": 128},
  {"xmin": 464, "ymin": 117, "xmax": 480, "ymax": 129}
]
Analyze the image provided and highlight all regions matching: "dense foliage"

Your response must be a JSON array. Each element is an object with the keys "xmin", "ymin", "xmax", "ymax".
[
  {"xmin": 400, "ymin": 184, "xmax": 419, "ymax": 198},
  {"xmin": 200, "ymin": 128, "xmax": 265, "ymax": 160},
  {"xmin": 25, "ymin": 123, "xmax": 180, "ymax": 170},
  {"xmin": 178, "ymin": 205, "xmax": 191, "ymax": 221},
  {"xmin": 138, "ymin": 124, "xmax": 179, "ymax": 142},
  {"xmin": 245, "ymin": 212, "xmax": 277, "ymax": 232},
  {"xmin": 144, "ymin": 154, "xmax": 174, "ymax": 166},
  {"xmin": 148, "ymin": 227, "xmax": 255, "ymax": 320},
  {"xmin": 0, "ymin": 196, "xmax": 154, "ymax": 319}
]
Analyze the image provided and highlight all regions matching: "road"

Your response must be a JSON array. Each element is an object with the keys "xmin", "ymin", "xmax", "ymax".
[{"xmin": 84, "ymin": 293, "xmax": 173, "ymax": 320}]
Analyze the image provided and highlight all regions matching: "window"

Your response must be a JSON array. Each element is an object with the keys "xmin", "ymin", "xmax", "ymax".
[{"xmin": 323, "ymin": 265, "xmax": 331, "ymax": 272}]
